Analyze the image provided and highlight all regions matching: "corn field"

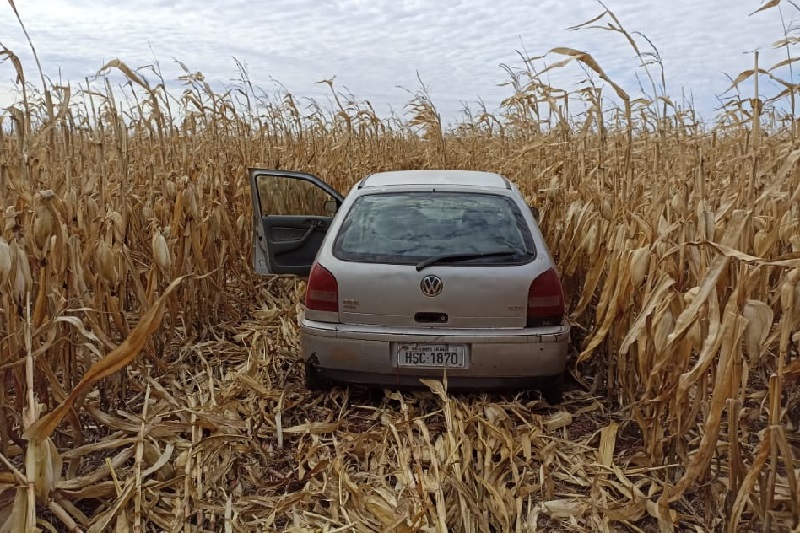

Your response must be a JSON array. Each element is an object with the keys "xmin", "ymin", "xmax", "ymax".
[{"xmin": 1, "ymin": 4, "xmax": 800, "ymax": 532}]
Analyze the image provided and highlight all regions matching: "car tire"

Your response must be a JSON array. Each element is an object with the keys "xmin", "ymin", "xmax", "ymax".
[
  {"xmin": 304, "ymin": 362, "xmax": 329, "ymax": 391},
  {"xmin": 541, "ymin": 377, "xmax": 564, "ymax": 405}
]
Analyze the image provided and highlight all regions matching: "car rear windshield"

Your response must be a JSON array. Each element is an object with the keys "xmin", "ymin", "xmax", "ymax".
[{"xmin": 332, "ymin": 192, "xmax": 536, "ymax": 265}]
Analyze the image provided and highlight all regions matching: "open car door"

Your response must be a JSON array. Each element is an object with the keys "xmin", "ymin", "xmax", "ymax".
[{"xmin": 249, "ymin": 169, "xmax": 344, "ymax": 276}]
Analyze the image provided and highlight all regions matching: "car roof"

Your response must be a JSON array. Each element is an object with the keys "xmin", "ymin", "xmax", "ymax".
[{"xmin": 358, "ymin": 170, "xmax": 511, "ymax": 190}]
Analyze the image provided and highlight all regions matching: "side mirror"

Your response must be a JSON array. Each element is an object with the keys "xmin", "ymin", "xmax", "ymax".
[
  {"xmin": 529, "ymin": 205, "xmax": 540, "ymax": 221},
  {"xmin": 323, "ymin": 199, "xmax": 339, "ymax": 216}
]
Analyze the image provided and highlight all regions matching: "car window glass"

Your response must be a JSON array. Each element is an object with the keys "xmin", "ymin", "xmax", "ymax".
[
  {"xmin": 256, "ymin": 175, "xmax": 333, "ymax": 216},
  {"xmin": 334, "ymin": 192, "xmax": 535, "ymax": 264}
]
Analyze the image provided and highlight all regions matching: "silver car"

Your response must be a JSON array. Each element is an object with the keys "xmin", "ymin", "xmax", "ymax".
[{"xmin": 250, "ymin": 168, "xmax": 570, "ymax": 402}]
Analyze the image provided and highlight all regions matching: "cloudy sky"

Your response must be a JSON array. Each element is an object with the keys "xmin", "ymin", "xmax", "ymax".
[{"xmin": 0, "ymin": 0, "xmax": 795, "ymax": 125}]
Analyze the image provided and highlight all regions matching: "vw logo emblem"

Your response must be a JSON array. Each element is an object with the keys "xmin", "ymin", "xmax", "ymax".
[{"xmin": 420, "ymin": 275, "xmax": 443, "ymax": 297}]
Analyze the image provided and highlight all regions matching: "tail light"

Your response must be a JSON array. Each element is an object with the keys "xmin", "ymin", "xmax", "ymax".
[
  {"xmin": 305, "ymin": 263, "xmax": 338, "ymax": 312},
  {"xmin": 527, "ymin": 267, "xmax": 565, "ymax": 327}
]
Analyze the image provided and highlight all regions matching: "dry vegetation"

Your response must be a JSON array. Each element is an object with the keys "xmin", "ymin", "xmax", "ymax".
[{"xmin": 1, "ymin": 4, "xmax": 800, "ymax": 532}]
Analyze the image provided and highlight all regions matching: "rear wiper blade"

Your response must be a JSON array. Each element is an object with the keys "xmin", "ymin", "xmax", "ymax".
[{"xmin": 416, "ymin": 249, "xmax": 524, "ymax": 271}]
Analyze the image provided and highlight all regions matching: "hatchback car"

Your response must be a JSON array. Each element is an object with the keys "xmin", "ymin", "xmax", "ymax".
[{"xmin": 249, "ymin": 168, "xmax": 570, "ymax": 402}]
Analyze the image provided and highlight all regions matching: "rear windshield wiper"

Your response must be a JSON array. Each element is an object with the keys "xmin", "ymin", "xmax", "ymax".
[{"xmin": 416, "ymin": 249, "xmax": 526, "ymax": 271}]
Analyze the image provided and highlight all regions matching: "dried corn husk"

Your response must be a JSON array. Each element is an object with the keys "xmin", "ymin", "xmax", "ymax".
[
  {"xmin": 0, "ymin": 237, "xmax": 11, "ymax": 285},
  {"xmin": 152, "ymin": 231, "xmax": 170, "ymax": 273}
]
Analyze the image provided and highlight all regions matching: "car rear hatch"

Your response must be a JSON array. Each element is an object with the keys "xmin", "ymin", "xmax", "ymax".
[{"xmin": 324, "ymin": 189, "xmax": 559, "ymax": 329}]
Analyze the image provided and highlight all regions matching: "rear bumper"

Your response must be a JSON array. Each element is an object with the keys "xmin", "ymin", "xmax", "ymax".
[{"xmin": 300, "ymin": 318, "xmax": 570, "ymax": 388}]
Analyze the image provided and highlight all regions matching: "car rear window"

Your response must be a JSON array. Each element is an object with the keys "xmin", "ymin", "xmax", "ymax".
[{"xmin": 332, "ymin": 192, "xmax": 536, "ymax": 265}]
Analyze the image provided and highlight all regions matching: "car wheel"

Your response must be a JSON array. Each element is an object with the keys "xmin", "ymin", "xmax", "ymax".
[
  {"xmin": 541, "ymin": 377, "xmax": 564, "ymax": 405},
  {"xmin": 304, "ymin": 362, "xmax": 329, "ymax": 391}
]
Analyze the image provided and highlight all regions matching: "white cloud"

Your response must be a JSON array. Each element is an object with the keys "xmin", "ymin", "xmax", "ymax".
[{"xmin": 0, "ymin": 0, "xmax": 794, "ymax": 124}]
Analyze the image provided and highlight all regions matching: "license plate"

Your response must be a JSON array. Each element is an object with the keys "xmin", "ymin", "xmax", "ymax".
[{"xmin": 395, "ymin": 344, "xmax": 468, "ymax": 368}]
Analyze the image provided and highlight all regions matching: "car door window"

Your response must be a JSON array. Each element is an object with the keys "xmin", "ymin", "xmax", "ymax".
[{"xmin": 256, "ymin": 174, "xmax": 334, "ymax": 217}]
